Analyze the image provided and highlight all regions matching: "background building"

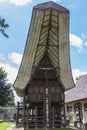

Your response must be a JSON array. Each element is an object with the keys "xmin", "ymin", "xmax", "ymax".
[{"xmin": 65, "ymin": 74, "xmax": 87, "ymax": 129}]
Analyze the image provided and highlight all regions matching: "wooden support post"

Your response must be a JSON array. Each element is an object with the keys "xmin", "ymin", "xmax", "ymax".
[
  {"xmin": 52, "ymin": 106, "xmax": 55, "ymax": 128},
  {"xmin": 16, "ymin": 101, "xmax": 19, "ymax": 126},
  {"xmin": 35, "ymin": 106, "xmax": 37, "ymax": 128},
  {"xmin": 63, "ymin": 92, "xmax": 66, "ymax": 127},
  {"xmin": 45, "ymin": 62, "xmax": 49, "ymax": 129},
  {"xmin": 26, "ymin": 103, "xmax": 29, "ymax": 128},
  {"xmin": 23, "ymin": 89, "xmax": 26, "ymax": 129}
]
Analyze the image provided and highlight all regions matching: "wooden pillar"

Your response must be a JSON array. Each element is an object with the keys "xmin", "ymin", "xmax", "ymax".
[
  {"xmin": 52, "ymin": 106, "xmax": 55, "ymax": 128},
  {"xmin": 23, "ymin": 89, "xmax": 26, "ymax": 129},
  {"xmin": 26, "ymin": 103, "xmax": 29, "ymax": 128},
  {"xmin": 48, "ymin": 101, "xmax": 52, "ymax": 127},
  {"xmin": 16, "ymin": 102, "xmax": 19, "ymax": 126},
  {"xmin": 63, "ymin": 91, "xmax": 66, "ymax": 127},
  {"xmin": 46, "ymin": 96, "xmax": 49, "ymax": 128},
  {"xmin": 82, "ymin": 102, "xmax": 87, "ymax": 129},
  {"xmin": 43, "ymin": 101, "xmax": 46, "ymax": 128},
  {"xmin": 72, "ymin": 104, "xmax": 77, "ymax": 127},
  {"xmin": 65, "ymin": 104, "xmax": 69, "ymax": 126},
  {"xmin": 65, "ymin": 104, "xmax": 69, "ymax": 117},
  {"xmin": 45, "ymin": 55, "xmax": 49, "ymax": 128},
  {"xmin": 35, "ymin": 106, "xmax": 37, "ymax": 128}
]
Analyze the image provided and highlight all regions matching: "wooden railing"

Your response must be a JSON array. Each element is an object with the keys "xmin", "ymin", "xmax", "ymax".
[
  {"xmin": 16, "ymin": 102, "xmax": 65, "ymax": 128},
  {"xmin": 16, "ymin": 102, "xmax": 23, "ymax": 127},
  {"xmin": 25, "ymin": 115, "xmax": 44, "ymax": 128}
]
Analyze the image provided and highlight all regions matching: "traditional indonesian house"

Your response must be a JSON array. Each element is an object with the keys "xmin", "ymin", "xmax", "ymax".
[
  {"xmin": 65, "ymin": 74, "xmax": 87, "ymax": 129},
  {"xmin": 14, "ymin": 1, "xmax": 74, "ymax": 128}
]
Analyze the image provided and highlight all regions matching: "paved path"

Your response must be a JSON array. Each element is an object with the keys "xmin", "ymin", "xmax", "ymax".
[
  {"xmin": 7, "ymin": 125, "xmax": 24, "ymax": 130},
  {"xmin": 12, "ymin": 127, "xmax": 24, "ymax": 130},
  {"xmin": 69, "ymin": 126, "xmax": 84, "ymax": 130},
  {"xmin": 7, "ymin": 125, "xmax": 15, "ymax": 130}
]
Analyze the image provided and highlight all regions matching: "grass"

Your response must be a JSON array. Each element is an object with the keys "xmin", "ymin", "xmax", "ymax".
[
  {"xmin": 25, "ymin": 128, "xmax": 71, "ymax": 130},
  {"xmin": 0, "ymin": 122, "xmax": 14, "ymax": 130}
]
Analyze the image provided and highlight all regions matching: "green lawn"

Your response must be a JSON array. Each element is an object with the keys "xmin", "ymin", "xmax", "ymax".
[
  {"xmin": 25, "ymin": 128, "xmax": 71, "ymax": 130},
  {"xmin": 0, "ymin": 122, "xmax": 14, "ymax": 130}
]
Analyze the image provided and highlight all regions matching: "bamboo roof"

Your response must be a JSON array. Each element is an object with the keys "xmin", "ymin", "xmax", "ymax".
[
  {"xmin": 14, "ymin": 1, "xmax": 74, "ymax": 96},
  {"xmin": 65, "ymin": 74, "xmax": 87, "ymax": 103}
]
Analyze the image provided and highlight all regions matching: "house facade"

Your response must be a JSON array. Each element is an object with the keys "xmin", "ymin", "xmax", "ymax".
[{"xmin": 65, "ymin": 74, "xmax": 87, "ymax": 129}]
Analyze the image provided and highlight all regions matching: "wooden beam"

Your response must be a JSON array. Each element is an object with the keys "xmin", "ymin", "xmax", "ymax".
[{"xmin": 23, "ymin": 89, "xmax": 26, "ymax": 128}]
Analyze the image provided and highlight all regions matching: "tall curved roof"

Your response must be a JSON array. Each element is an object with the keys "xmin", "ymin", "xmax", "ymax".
[{"xmin": 14, "ymin": 1, "xmax": 74, "ymax": 96}]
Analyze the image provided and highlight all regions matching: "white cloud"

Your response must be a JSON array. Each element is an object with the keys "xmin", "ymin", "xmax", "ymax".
[
  {"xmin": 81, "ymin": 34, "xmax": 87, "ymax": 39},
  {"xmin": 0, "ymin": 0, "xmax": 32, "ymax": 6},
  {"xmin": 50, "ymin": 0, "xmax": 62, "ymax": 2},
  {"xmin": 81, "ymin": 34, "xmax": 87, "ymax": 46},
  {"xmin": 14, "ymin": 90, "xmax": 21, "ymax": 104},
  {"xmin": 0, "ymin": 53, "xmax": 4, "ymax": 60},
  {"xmin": 8, "ymin": 52, "xmax": 22, "ymax": 65},
  {"xmin": 0, "ymin": 0, "xmax": 4, "ymax": 2},
  {"xmin": 10, "ymin": 0, "xmax": 32, "ymax": 6},
  {"xmin": 72, "ymin": 69, "xmax": 87, "ymax": 83},
  {"xmin": 84, "ymin": 41, "xmax": 87, "ymax": 46},
  {"xmin": 0, "ymin": 63, "xmax": 18, "ymax": 84},
  {"xmin": 70, "ymin": 33, "xmax": 83, "ymax": 51}
]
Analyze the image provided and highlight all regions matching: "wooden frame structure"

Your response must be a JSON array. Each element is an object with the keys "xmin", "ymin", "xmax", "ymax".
[
  {"xmin": 14, "ymin": 1, "xmax": 74, "ymax": 129},
  {"xmin": 23, "ymin": 54, "xmax": 65, "ymax": 128}
]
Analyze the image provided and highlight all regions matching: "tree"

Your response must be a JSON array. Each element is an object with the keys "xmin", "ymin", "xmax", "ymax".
[
  {"xmin": 0, "ymin": 17, "xmax": 9, "ymax": 38},
  {"xmin": 0, "ymin": 67, "xmax": 15, "ymax": 106},
  {"xmin": 76, "ymin": 75, "xmax": 81, "ymax": 82}
]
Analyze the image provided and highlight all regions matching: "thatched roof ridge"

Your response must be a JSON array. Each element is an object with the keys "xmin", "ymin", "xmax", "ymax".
[
  {"xmin": 65, "ymin": 74, "xmax": 87, "ymax": 103},
  {"xmin": 34, "ymin": 1, "xmax": 69, "ymax": 13}
]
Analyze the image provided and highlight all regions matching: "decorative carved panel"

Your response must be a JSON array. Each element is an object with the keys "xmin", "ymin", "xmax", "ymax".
[
  {"xmin": 40, "ymin": 87, "xmax": 44, "ymax": 93},
  {"xmin": 51, "ymin": 87, "xmax": 55, "ymax": 94},
  {"xmin": 56, "ymin": 87, "xmax": 60, "ymax": 94},
  {"xmin": 34, "ymin": 87, "xmax": 39, "ymax": 94},
  {"xmin": 28, "ymin": 94, "xmax": 33, "ymax": 101},
  {"xmin": 28, "ymin": 87, "xmax": 33, "ymax": 94}
]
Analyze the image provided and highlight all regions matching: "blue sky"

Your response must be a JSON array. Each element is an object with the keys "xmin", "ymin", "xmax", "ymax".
[{"xmin": 0, "ymin": 0, "xmax": 87, "ymax": 103}]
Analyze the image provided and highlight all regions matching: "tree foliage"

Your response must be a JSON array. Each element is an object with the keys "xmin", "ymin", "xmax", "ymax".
[
  {"xmin": 76, "ymin": 75, "xmax": 81, "ymax": 82},
  {"xmin": 0, "ymin": 67, "xmax": 15, "ymax": 106},
  {"xmin": 0, "ymin": 17, "xmax": 9, "ymax": 38},
  {"xmin": 0, "ymin": 106, "xmax": 3, "ymax": 112}
]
